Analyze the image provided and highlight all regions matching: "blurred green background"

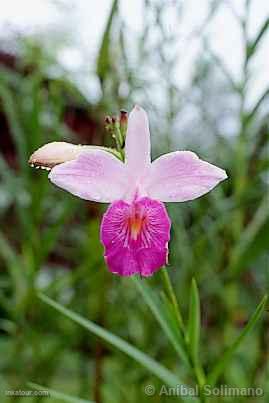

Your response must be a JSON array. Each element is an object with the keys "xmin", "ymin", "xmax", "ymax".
[{"xmin": 0, "ymin": 1, "xmax": 268, "ymax": 402}]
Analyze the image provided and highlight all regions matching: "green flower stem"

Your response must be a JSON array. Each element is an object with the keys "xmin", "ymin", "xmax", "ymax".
[
  {"xmin": 115, "ymin": 121, "xmax": 124, "ymax": 149},
  {"xmin": 112, "ymin": 131, "xmax": 122, "ymax": 156},
  {"xmin": 114, "ymin": 125, "xmax": 125, "ymax": 161},
  {"xmin": 160, "ymin": 269, "xmax": 184, "ymax": 332}
]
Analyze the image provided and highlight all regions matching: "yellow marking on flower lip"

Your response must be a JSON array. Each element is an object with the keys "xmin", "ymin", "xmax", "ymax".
[{"xmin": 129, "ymin": 215, "xmax": 145, "ymax": 240}]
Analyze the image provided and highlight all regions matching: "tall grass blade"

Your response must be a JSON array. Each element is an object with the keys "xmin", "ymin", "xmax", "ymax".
[
  {"xmin": 132, "ymin": 276, "xmax": 189, "ymax": 365},
  {"xmin": 38, "ymin": 292, "xmax": 197, "ymax": 402}
]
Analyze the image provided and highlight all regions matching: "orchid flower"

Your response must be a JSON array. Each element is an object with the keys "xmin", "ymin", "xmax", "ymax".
[{"xmin": 29, "ymin": 106, "xmax": 227, "ymax": 277}]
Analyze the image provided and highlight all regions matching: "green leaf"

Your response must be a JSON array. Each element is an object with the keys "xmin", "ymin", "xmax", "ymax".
[
  {"xmin": 231, "ymin": 219, "xmax": 269, "ymax": 274},
  {"xmin": 38, "ymin": 293, "xmax": 197, "ymax": 402},
  {"xmin": 229, "ymin": 193, "xmax": 269, "ymax": 276},
  {"xmin": 0, "ymin": 231, "xmax": 27, "ymax": 303},
  {"xmin": 96, "ymin": 0, "xmax": 118, "ymax": 84},
  {"xmin": 28, "ymin": 382, "xmax": 93, "ymax": 403},
  {"xmin": 132, "ymin": 276, "xmax": 189, "ymax": 366},
  {"xmin": 160, "ymin": 269, "xmax": 185, "ymax": 331},
  {"xmin": 247, "ymin": 17, "xmax": 269, "ymax": 59},
  {"xmin": 0, "ymin": 153, "xmax": 14, "ymax": 182},
  {"xmin": 245, "ymin": 86, "xmax": 269, "ymax": 125},
  {"xmin": 0, "ymin": 80, "xmax": 28, "ymax": 172},
  {"xmin": 186, "ymin": 279, "xmax": 206, "ymax": 387},
  {"xmin": 187, "ymin": 279, "xmax": 201, "ymax": 365},
  {"xmin": 208, "ymin": 295, "xmax": 268, "ymax": 386},
  {"xmin": 38, "ymin": 201, "xmax": 76, "ymax": 264}
]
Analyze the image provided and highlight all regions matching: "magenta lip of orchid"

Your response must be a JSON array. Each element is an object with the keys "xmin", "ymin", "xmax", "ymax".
[{"xmin": 29, "ymin": 105, "xmax": 227, "ymax": 277}]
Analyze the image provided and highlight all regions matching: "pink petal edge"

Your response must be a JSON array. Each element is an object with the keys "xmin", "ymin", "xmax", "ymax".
[
  {"xmin": 49, "ymin": 150, "xmax": 129, "ymax": 202},
  {"xmin": 144, "ymin": 151, "xmax": 227, "ymax": 202}
]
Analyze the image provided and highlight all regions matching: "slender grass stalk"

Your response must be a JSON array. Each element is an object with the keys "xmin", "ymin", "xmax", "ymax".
[
  {"xmin": 160, "ymin": 269, "xmax": 185, "ymax": 332},
  {"xmin": 160, "ymin": 270, "xmax": 207, "ymax": 402}
]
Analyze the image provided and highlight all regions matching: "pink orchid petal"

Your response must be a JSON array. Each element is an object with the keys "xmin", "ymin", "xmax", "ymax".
[
  {"xmin": 100, "ymin": 197, "xmax": 171, "ymax": 277},
  {"xmin": 145, "ymin": 151, "xmax": 227, "ymax": 202},
  {"xmin": 125, "ymin": 106, "xmax": 151, "ymax": 176},
  {"xmin": 49, "ymin": 150, "xmax": 128, "ymax": 202}
]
